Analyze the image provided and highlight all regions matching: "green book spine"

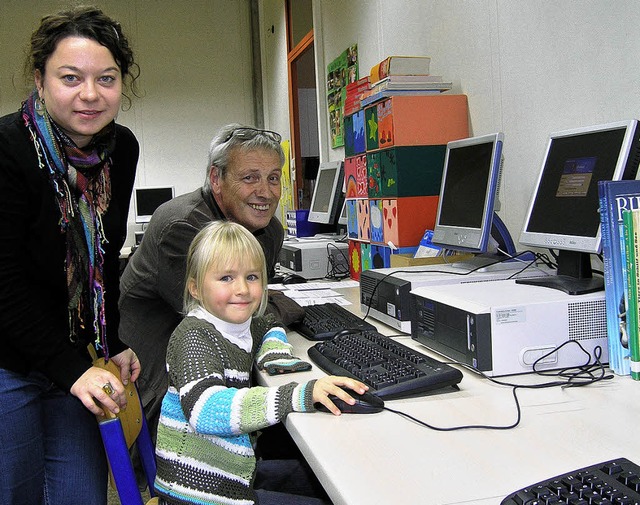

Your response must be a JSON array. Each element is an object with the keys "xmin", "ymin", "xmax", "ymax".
[{"xmin": 623, "ymin": 209, "xmax": 640, "ymax": 380}]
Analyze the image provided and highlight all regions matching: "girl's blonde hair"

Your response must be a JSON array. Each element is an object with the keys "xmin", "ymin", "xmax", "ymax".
[{"xmin": 183, "ymin": 220, "xmax": 268, "ymax": 316}]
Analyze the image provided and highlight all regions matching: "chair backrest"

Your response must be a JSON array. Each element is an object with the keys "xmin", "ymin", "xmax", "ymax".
[{"xmin": 94, "ymin": 356, "xmax": 157, "ymax": 505}]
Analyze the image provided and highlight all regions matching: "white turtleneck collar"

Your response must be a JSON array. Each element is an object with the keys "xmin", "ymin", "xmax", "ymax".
[{"xmin": 188, "ymin": 306, "xmax": 253, "ymax": 352}]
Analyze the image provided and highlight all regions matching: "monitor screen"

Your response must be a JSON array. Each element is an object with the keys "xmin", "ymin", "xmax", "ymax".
[
  {"xmin": 308, "ymin": 161, "xmax": 344, "ymax": 225},
  {"xmin": 134, "ymin": 186, "xmax": 175, "ymax": 224},
  {"xmin": 518, "ymin": 119, "xmax": 640, "ymax": 294},
  {"xmin": 431, "ymin": 132, "xmax": 505, "ymax": 254}
]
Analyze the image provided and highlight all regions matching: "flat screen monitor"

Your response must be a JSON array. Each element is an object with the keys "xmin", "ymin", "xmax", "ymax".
[
  {"xmin": 337, "ymin": 198, "xmax": 348, "ymax": 226},
  {"xmin": 518, "ymin": 119, "xmax": 640, "ymax": 294},
  {"xmin": 134, "ymin": 186, "xmax": 175, "ymax": 224},
  {"xmin": 308, "ymin": 161, "xmax": 344, "ymax": 225},
  {"xmin": 431, "ymin": 132, "xmax": 512, "ymax": 267}
]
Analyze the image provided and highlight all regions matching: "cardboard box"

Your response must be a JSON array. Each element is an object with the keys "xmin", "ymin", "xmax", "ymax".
[
  {"xmin": 367, "ymin": 145, "xmax": 446, "ymax": 198},
  {"xmin": 369, "ymin": 196, "xmax": 439, "ymax": 247},
  {"xmin": 356, "ymin": 198, "xmax": 371, "ymax": 241},
  {"xmin": 344, "ymin": 110, "xmax": 366, "ymax": 156},
  {"xmin": 346, "ymin": 198, "xmax": 359, "ymax": 239},
  {"xmin": 370, "ymin": 244, "xmax": 419, "ymax": 269},
  {"xmin": 361, "ymin": 242, "xmax": 372, "ymax": 273},
  {"xmin": 344, "ymin": 155, "xmax": 368, "ymax": 198},
  {"xmin": 389, "ymin": 253, "xmax": 474, "ymax": 267},
  {"xmin": 364, "ymin": 105, "xmax": 378, "ymax": 151},
  {"xmin": 348, "ymin": 240, "xmax": 362, "ymax": 280},
  {"xmin": 368, "ymin": 94, "xmax": 469, "ymax": 149}
]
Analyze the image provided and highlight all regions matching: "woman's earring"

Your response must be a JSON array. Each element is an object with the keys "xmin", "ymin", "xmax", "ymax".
[{"xmin": 35, "ymin": 96, "xmax": 45, "ymax": 116}]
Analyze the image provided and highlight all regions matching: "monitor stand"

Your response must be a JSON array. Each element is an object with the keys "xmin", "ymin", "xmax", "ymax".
[
  {"xmin": 516, "ymin": 250, "xmax": 604, "ymax": 295},
  {"xmin": 447, "ymin": 213, "xmax": 531, "ymax": 272}
]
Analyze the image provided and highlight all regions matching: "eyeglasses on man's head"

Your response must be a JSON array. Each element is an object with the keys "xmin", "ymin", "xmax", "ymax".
[{"xmin": 223, "ymin": 127, "xmax": 282, "ymax": 144}]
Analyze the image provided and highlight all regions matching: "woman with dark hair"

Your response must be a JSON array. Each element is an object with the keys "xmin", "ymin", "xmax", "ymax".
[{"xmin": 0, "ymin": 6, "xmax": 141, "ymax": 504}]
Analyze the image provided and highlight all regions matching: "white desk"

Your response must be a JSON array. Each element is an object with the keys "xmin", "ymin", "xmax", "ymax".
[{"xmin": 258, "ymin": 285, "xmax": 640, "ymax": 505}]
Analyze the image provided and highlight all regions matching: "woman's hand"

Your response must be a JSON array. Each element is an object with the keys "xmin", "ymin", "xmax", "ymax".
[
  {"xmin": 70, "ymin": 348, "xmax": 140, "ymax": 417},
  {"xmin": 312, "ymin": 375, "xmax": 369, "ymax": 416},
  {"xmin": 70, "ymin": 365, "xmax": 127, "ymax": 417},
  {"xmin": 110, "ymin": 348, "xmax": 141, "ymax": 385}
]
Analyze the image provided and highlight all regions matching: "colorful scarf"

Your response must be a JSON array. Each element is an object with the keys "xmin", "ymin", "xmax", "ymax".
[{"xmin": 22, "ymin": 91, "xmax": 115, "ymax": 357}]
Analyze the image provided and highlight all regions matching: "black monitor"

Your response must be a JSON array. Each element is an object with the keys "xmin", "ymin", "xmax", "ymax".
[
  {"xmin": 308, "ymin": 161, "xmax": 344, "ymax": 225},
  {"xmin": 134, "ymin": 186, "xmax": 175, "ymax": 224},
  {"xmin": 518, "ymin": 120, "xmax": 640, "ymax": 295},
  {"xmin": 431, "ymin": 132, "xmax": 514, "ymax": 268}
]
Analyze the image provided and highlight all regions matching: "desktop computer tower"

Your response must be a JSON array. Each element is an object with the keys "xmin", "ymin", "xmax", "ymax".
[
  {"xmin": 279, "ymin": 239, "xmax": 348, "ymax": 280},
  {"xmin": 360, "ymin": 263, "xmax": 552, "ymax": 333},
  {"xmin": 410, "ymin": 279, "xmax": 608, "ymax": 376}
]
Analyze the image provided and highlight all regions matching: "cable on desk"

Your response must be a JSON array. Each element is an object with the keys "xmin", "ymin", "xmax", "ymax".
[
  {"xmin": 382, "ymin": 339, "xmax": 613, "ymax": 432},
  {"xmin": 325, "ymin": 239, "xmax": 350, "ymax": 280}
]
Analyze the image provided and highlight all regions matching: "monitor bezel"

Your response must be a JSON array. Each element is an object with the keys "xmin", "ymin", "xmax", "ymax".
[
  {"xmin": 134, "ymin": 185, "xmax": 175, "ymax": 224},
  {"xmin": 307, "ymin": 161, "xmax": 344, "ymax": 225},
  {"xmin": 519, "ymin": 119, "xmax": 640, "ymax": 255},
  {"xmin": 431, "ymin": 132, "xmax": 504, "ymax": 254},
  {"xmin": 337, "ymin": 198, "xmax": 348, "ymax": 226}
]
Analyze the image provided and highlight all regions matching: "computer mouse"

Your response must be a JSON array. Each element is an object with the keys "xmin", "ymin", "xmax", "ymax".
[
  {"xmin": 282, "ymin": 273, "xmax": 307, "ymax": 285},
  {"xmin": 316, "ymin": 389, "xmax": 384, "ymax": 414}
]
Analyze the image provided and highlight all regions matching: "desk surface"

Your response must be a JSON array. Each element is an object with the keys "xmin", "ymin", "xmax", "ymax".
[{"xmin": 258, "ymin": 285, "xmax": 640, "ymax": 505}]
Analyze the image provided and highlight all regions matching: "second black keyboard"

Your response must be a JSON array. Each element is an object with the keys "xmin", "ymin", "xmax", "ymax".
[
  {"xmin": 291, "ymin": 302, "xmax": 377, "ymax": 341},
  {"xmin": 307, "ymin": 330, "xmax": 463, "ymax": 399},
  {"xmin": 501, "ymin": 457, "xmax": 640, "ymax": 504}
]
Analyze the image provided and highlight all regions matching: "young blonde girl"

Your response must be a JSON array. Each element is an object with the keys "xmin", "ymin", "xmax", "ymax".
[{"xmin": 154, "ymin": 220, "xmax": 368, "ymax": 505}]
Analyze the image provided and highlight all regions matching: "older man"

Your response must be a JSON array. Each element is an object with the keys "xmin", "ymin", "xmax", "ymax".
[{"xmin": 119, "ymin": 124, "xmax": 300, "ymax": 439}]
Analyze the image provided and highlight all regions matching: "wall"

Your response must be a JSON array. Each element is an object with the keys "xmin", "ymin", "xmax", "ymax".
[
  {"xmin": 7, "ymin": 1, "xmax": 640, "ymax": 248},
  {"xmin": 259, "ymin": 0, "xmax": 640, "ymax": 248},
  {"xmin": 0, "ymin": 0, "xmax": 256, "ymax": 245}
]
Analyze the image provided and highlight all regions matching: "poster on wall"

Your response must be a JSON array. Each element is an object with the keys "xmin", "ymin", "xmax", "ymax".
[
  {"xmin": 327, "ymin": 44, "xmax": 358, "ymax": 148},
  {"xmin": 278, "ymin": 140, "xmax": 294, "ymax": 229}
]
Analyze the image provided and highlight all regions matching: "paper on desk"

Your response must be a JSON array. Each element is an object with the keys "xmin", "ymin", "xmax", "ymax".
[
  {"xmin": 267, "ymin": 280, "xmax": 359, "ymax": 291},
  {"xmin": 281, "ymin": 288, "xmax": 351, "ymax": 307},
  {"xmin": 290, "ymin": 280, "xmax": 359, "ymax": 290}
]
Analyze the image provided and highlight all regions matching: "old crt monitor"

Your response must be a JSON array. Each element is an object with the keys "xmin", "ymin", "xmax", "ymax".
[
  {"xmin": 431, "ymin": 132, "xmax": 515, "ymax": 267},
  {"xmin": 134, "ymin": 186, "xmax": 175, "ymax": 224},
  {"xmin": 518, "ymin": 119, "xmax": 640, "ymax": 295},
  {"xmin": 307, "ymin": 161, "xmax": 344, "ymax": 225}
]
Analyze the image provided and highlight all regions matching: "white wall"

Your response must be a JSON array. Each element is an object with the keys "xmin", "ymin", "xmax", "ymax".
[
  {"xmin": 259, "ymin": 0, "xmax": 640, "ymax": 248},
  {"xmin": 7, "ymin": 1, "xmax": 640, "ymax": 249},
  {"xmin": 0, "ymin": 0, "xmax": 256, "ymax": 245},
  {"xmin": 258, "ymin": 0, "xmax": 290, "ymax": 136}
]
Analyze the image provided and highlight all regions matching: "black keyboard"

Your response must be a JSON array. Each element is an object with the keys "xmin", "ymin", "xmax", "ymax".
[
  {"xmin": 501, "ymin": 457, "xmax": 640, "ymax": 504},
  {"xmin": 291, "ymin": 302, "xmax": 377, "ymax": 341},
  {"xmin": 307, "ymin": 330, "xmax": 463, "ymax": 399}
]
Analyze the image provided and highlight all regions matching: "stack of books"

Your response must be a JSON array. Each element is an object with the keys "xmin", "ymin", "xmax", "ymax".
[
  {"xmin": 599, "ymin": 179, "xmax": 640, "ymax": 379},
  {"xmin": 344, "ymin": 76, "xmax": 370, "ymax": 116},
  {"xmin": 361, "ymin": 56, "xmax": 452, "ymax": 107}
]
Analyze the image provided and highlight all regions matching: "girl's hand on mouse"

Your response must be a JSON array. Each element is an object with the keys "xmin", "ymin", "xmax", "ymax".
[{"xmin": 312, "ymin": 375, "xmax": 369, "ymax": 416}]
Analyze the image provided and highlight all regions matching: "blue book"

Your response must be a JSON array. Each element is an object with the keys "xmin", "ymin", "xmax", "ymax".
[{"xmin": 598, "ymin": 179, "xmax": 640, "ymax": 375}]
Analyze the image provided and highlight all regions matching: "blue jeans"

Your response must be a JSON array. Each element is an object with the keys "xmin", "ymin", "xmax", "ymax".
[{"xmin": 0, "ymin": 368, "xmax": 107, "ymax": 505}]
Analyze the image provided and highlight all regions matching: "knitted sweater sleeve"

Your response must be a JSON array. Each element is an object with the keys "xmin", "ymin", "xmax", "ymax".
[
  {"xmin": 166, "ymin": 317, "xmax": 317, "ymax": 437},
  {"xmin": 253, "ymin": 314, "xmax": 312, "ymax": 373}
]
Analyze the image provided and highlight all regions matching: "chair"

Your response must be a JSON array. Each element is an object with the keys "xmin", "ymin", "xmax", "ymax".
[{"xmin": 93, "ymin": 356, "xmax": 158, "ymax": 505}]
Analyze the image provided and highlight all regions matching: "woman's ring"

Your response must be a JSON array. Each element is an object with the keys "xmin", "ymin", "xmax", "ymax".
[{"xmin": 102, "ymin": 382, "xmax": 114, "ymax": 396}]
